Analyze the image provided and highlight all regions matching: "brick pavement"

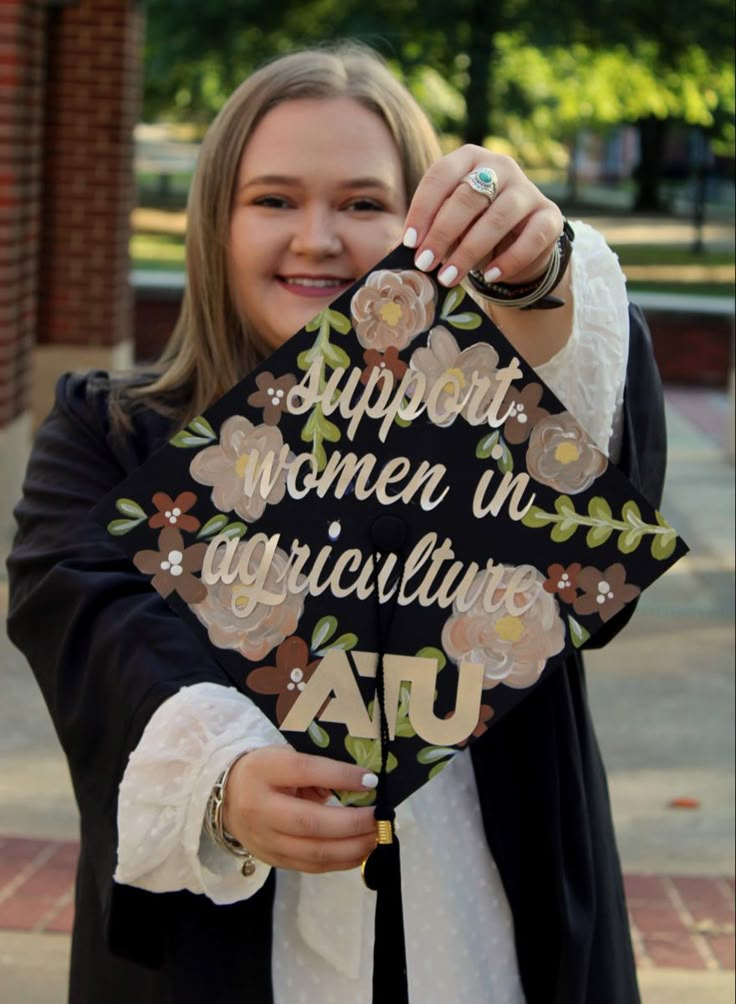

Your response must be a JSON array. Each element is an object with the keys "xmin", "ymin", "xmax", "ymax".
[{"xmin": 0, "ymin": 836, "xmax": 733, "ymax": 973}]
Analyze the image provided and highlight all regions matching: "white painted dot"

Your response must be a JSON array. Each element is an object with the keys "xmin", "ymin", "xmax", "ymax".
[
  {"xmin": 598, "ymin": 579, "xmax": 610, "ymax": 592},
  {"xmin": 168, "ymin": 550, "xmax": 183, "ymax": 564},
  {"xmin": 160, "ymin": 560, "xmax": 171, "ymax": 570},
  {"xmin": 170, "ymin": 565, "xmax": 183, "ymax": 577},
  {"xmin": 596, "ymin": 594, "xmax": 605, "ymax": 604},
  {"xmin": 276, "ymin": 389, "xmax": 284, "ymax": 398},
  {"xmin": 517, "ymin": 413, "xmax": 528, "ymax": 424},
  {"xmin": 328, "ymin": 520, "xmax": 341, "ymax": 540},
  {"xmin": 172, "ymin": 508, "xmax": 181, "ymax": 517},
  {"xmin": 164, "ymin": 510, "xmax": 172, "ymax": 518},
  {"xmin": 491, "ymin": 444, "xmax": 504, "ymax": 460},
  {"xmin": 290, "ymin": 668, "xmax": 304, "ymax": 683},
  {"xmin": 287, "ymin": 682, "xmax": 295, "ymax": 691}
]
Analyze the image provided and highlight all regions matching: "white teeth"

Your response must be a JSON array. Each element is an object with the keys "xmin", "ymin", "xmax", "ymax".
[{"xmin": 283, "ymin": 278, "xmax": 346, "ymax": 288}]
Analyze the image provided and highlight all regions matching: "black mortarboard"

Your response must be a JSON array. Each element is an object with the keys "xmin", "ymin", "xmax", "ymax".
[{"xmin": 96, "ymin": 243, "xmax": 687, "ymax": 1001}]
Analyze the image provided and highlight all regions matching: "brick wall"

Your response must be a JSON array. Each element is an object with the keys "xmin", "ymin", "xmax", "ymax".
[{"xmin": 0, "ymin": 0, "xmax": 45, "ymax": 429}]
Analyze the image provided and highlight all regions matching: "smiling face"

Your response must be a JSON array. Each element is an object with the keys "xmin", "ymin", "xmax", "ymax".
[{"xmin": 228, "ymin": 97, "xmax": 407, "ymax": 352}]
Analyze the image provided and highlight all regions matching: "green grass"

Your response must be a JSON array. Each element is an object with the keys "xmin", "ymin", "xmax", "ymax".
[
  {"xmin": 612, "ymin": 245, "xmax": 735, "ymax": 267},
  {"xmin": 131, "ymin": 232, "xmax": 185, "ymax": 270}
]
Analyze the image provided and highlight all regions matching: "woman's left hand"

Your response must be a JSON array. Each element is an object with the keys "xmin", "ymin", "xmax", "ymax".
[{"xmin": 402, "ymin": 146, "xmax": 564, "ymax": 289}]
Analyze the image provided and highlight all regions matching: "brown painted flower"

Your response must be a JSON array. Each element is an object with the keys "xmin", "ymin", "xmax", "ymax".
[
  {"xmin": 501, "ymin": 382, "xmax": 549, "ymax": 444},
  {"xmin": 360, "ymin": 345, "xmax": 408, "ymax": 386},
  {"xmin": 191, "ymin": 541, "xmax": 306, "ymax": 661},
  {"xmin": 526, "ymin": 411, "xmax": 608, "ymax": 494},
  {"xmin": 441, "ymin": 565, "xmax": 566, "ymax": 690},
  {"xmin": 247, "ymin": 371, "xmax": 298, "ymax": 426},
  {"xmin": 133, "ymin": 527, "xmax": 207, "ymax": 604},
  {"xmin": 450, "ymin": 703, "xmax": 495, "ymax": 747},
  {"xmin": 246, "ymin": 636, "xmax": 321, "ymax": 725},
  {"xmin": 189, "ymin": 415, "xmax": 292, "ymax": 522},
  {"xmin": 409, "ymin": 325, "xmax": 500, "ymax": 428},
  {"xmin": 350, "ymin": 269, "xmax": 435, "ymax": 352},
  {"xmin": 573, "ymin": 563, "xmax": 641, "ymax": 622},
  {"xmin": 148, "ymin": 491, "xmax": 200, "ymax": 532},
  {"xmin": 543, "ymin": 562, "xmax": 582, "ymax": 605}
]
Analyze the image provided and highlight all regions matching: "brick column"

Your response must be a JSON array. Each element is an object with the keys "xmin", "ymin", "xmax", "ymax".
[
  {"xmin": 35, "ymin": 0, "xmax": 142, "ymax": 421},
  {"xmin": 0, "ymin": 0, "xmax": 45, "ymax": 542}
]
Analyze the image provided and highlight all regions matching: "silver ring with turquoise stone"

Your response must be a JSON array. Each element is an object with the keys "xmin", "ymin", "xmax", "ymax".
[{"xmin": 462, "ymin": 167, "xmax": 499, "ymax": 202}]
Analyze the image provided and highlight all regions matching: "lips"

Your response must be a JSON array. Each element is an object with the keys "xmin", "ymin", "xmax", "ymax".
[{"xmin": 276, "ymin": 274, "xmax": 353, "ymax": 297}]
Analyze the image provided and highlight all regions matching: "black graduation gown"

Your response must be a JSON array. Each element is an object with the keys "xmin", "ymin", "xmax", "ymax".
[{"xmin": 6, "ymin": 304, "xmax": 665, "ymax": 1004}]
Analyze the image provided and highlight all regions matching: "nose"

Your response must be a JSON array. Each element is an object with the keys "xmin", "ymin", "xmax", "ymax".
[{"xmin": 289, "ymin": 205, "xmax": 342, "ymax": 258}]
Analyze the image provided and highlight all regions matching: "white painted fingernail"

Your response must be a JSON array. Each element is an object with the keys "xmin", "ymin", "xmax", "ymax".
[
  {"xmin": 415, "ymin": 249, "xmax": 435, "ymax": 272},
  {"xmin": 483, "ymin": 266, "xmax": 502, "ymax": 283},
  {"xmin": 403, "ymin": 227, "xmax": 418, "ymax": 249},
  {"xmin": 361, "ymin": 772, "xmax": 379, "ymax": 789},
  {"xmin": 438, "ymin": 265, "xmax": 458, "ymax": 286}
]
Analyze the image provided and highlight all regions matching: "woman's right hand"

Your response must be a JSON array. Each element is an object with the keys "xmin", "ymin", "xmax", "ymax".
[{"xmin": 222, "ymin": 747, "xmax": 379, "ymax": 874}]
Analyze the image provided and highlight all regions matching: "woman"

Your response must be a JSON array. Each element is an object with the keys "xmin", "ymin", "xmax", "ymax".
[{"xmin": 7, "ymin": 43, "xmax": 665, "ymax": 1004}]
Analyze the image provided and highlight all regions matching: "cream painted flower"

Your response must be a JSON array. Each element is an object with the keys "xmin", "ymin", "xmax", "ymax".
[
  {"xmin": 192, "ymin": 543, "xmax": 305, "ymax": 662},
  {"xmin": 350, "ymin": 269, "xmax": 435, "ymax": 352},
  {"xmin": 409, "ymin": 325, "xmax": 500, "ymax": 427},
  {"xmin": 526, "ymin": 412, "xmax": 608, "ymax": 494},
  {"xmin": 189, "ymin": 415, "xmax": 292, "ymax": 522},
  {"xmin": 441, "ymin": 565, "xmax": 566, "ymax": 689}
]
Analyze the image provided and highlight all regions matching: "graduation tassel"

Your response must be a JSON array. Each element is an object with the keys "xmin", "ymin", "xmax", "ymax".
[{"xmin": 360, "ymin": 515, "xmax": 410, "ymax": 1004}]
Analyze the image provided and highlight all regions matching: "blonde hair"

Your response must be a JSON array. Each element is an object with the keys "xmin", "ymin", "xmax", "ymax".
[{"xmin": 130, "ymin": 43, "xmax": 442, "ymax": 425}]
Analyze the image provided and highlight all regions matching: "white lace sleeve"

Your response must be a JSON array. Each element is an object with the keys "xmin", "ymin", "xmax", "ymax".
[
  {"xmin": 115, "ymin": 682, "xmax": 288, "ymax": 905},
  {"xmin": 535, "ymin": 220, "xmax": 629, "ymax": 459}
]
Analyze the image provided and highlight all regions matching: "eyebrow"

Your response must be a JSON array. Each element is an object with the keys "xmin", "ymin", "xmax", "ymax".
[{"xmin": 237, "ymin": 175, "xmax": 395, "ymax": 193}]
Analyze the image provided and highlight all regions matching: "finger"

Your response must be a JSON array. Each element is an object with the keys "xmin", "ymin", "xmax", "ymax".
[
  {"xmin": 264, "ymin": 831, "xmax": 377, "ymax": 874},
  {"xmin": 402, "ymin": 146, "xmax": 485, "ymax": 251},
  {"xmin": 255, "ymin": 748, "xmax": 379, "ymax": 794},
  {"xmin": 409, "ymin": 179, "xmax": 490, "ymax": 276},
  {"xmin": 267, "ymin": 794, "xmax": 377, "ymax": 840},
  {"xmin": 478, "ymin": 205, "xmax": 563, "ymax": 284}
]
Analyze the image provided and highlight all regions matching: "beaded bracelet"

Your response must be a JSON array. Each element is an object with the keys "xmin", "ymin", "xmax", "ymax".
[
  {"xmin": 204, "ymin": 756, "xmax": 258, "ymax": 877},
  {"xmin": 468, "ymin": 220, "xmax": 575, "ymax": 311}
]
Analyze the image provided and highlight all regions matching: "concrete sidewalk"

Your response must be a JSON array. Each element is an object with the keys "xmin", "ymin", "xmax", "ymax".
[{"xmin": 1, "ymin": 387, "xmax": 734, "ymax": 1002}]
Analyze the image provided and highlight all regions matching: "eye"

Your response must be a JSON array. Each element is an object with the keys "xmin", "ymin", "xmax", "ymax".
[
  {"xmin": 345, "ymin": 198, "xmax": 385, "ymax": 213},
  {"xmin": 252, "ymin": 195, "xmax": 291, "ymax": 209}
]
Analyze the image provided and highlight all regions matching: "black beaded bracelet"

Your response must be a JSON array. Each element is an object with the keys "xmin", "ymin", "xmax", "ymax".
[{"xmin": 468, "ymin": 220, "xmax": 575, "ymax": 311}]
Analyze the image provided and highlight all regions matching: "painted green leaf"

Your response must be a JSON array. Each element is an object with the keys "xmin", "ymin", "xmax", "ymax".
[
  {"xmin": 429, "ymin": 759, "xmax": 452, "ymax": 780},
  {"xmin": 312, "ymin": 615, "xmax": 338, "ymax": 650},
  {"xmin": 651, "ymin": 531, "xmax": 677, "ymax": 560},
  {"xmin": 415, "ymin": 646, "xmax": 447, "ymax": 672},
  {"xmin": 588, "ymin": 496, "xmax": 612, "ymax": 521},
  {"xmin": 395, "ymin": 717, "xmax": 417, "ymax": 738},
  {"xmin": 655, "ymin": 509, "xmax": 674, "ymax": 530},
  {"xmin": 586, "ymin": 523, "xmax": 614, "ymax": 548},
  {"xmin": 475, "ymin": 431, "xmax": 499, "ymax": 459},
  {"xmin": 107, "ymin": 517, "xmax": 145, "ymax": 536},
  {"xmin": 394, "ymin": 413, "xmax": 412, "ymax": 428},
  {"xmin": 197, "ymin": 513, "xmax": 229, "ymax": 539},
  {"xmin": 551, "ymin": 519, "xmax": 578, "ymax": 543},
  {"xmin": 622, "ymin": 500, "xmax": 642, "ymax": 525},
  {"xmin": 169, "ymin": 432, "xmax": 212, "ymax": 448},
  {"xmin": 188, "ymin": 416, "xmax": 215, "ymax": 440},
  {"xmin": 307, "ymin": 721, "xmax": 330, "ymax": 749},
  {"xmin": 441, "ymin": 285, "xmax": 465, "ymax": 318},
  {"xmin": 567, "ymin": 615, "xmax": 591, "ymax": 648},
  {"xmin": 498, "ymin": 439, "xmax": 514, "ymax": 474},
  {"xmin": 338, "ymin": 789, "xmax": 377, "ymax": 807},
  {"xmin": 322, "ymin": 342, "xmax": 351, "ymax": 370},
  {"xmin": 345, "ymin": 735, "xmax": 372, "ymax": 767},
  {"xmin": 554, "ymin": 495, "xmax": 575, "ymax": 517},
  {"xmin": 521, "ymin": 505, "xmax": 556, "ymax": 528},
  {"xmin": 305, "ymin": 312, "xmax": 323, "ymax": 332},
  {"xmin": 326, "ymin": 308, "xmax": 351, "ymax": 333},
  {"xmin": 324, "ymin": 632, "xmax": 358, "ymax": 652},
  {"xmin": 618, "ymin": 527, "xmax": 643, "ymax": 554},
  {"xmin": 115, "ymin": 498, "xmax": 146, "ymax": 519},
  {"xmin": 220, "ymin": 522, "xmax": 247, "ymax": 541},
  {"xmin": 417, "ymin": 745, "xmax": 456, "ymax": 765},
  {"xmin": 446, "ymin": 311, "xmax": 482, "ymax": 330},
  {"xmin": 297, "ymin": 348, "xmax": 316, "ymax": 371}
]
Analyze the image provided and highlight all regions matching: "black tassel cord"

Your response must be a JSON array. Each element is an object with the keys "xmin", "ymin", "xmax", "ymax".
[{"xmin": 357, "ymin": 514, "xmax": 411, "ymax": 1004}]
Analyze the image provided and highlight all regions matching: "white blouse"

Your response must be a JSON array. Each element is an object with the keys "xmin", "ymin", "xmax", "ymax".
[{"xmin": 116, "ymin": 221, "xmax": 629, "ymax": 1003}]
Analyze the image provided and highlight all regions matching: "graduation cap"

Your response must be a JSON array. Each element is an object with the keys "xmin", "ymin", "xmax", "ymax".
[{"xmin": 96, "ymin": 243, "xmax": 687, "ymax": 1001}]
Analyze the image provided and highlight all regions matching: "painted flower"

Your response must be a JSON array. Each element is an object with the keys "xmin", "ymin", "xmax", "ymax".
[
  {"xmin": 501, "ymin": 382, "xmax": 549, "ymax": 444},
  {"xmin": 573, "ymin": 563, "xmax": 641, "ymax": 622},
  {"xmin": 148, "ymin": 491, "xmax": 200, "ymax": 532},
  {"xmin": 246, "ymin": 636, "xmax": 321, "ymax": 725},
  {"xmin": 543, "ymin": 562, "xmax": 582, "ymax": 605},
  {"xmin": 526, "ymin": 411, "xmax": 608, "ymax": 494},
  {"xmin": 247, "ymin": 371, "xmax": 297, "ymax": 426},
  {"xmin": 133, "ymin": 527, "xmax": 207, "ymax": 604},
  {"xmin": 191, "ymin": 542, "xmax": 305, "ymax": 661},
  {"xmin": 350, "ymin": 269, "xmax": 435, "ymax": 352},
  {"xmin": 441, "ymin": 565, "xmax": 566, "ymax": 689},
  {"xmin": 409, "ymin": 325, "xmax": 500, "ymax": 427},
  {"xmin": 189, "ymin": 415, "xmax": 292, "ymax": 522},
  {"xmin": 360, "ymin": 345, "xmax": 408, "ymax": 386}
]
